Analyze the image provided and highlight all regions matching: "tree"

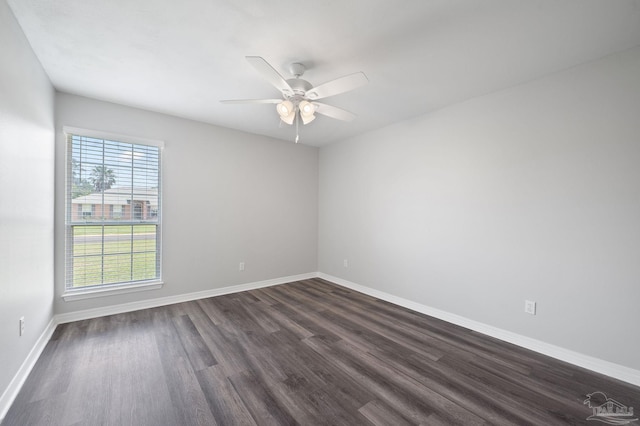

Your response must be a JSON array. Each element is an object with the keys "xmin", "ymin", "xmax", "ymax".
[
  {"xmin": 72, "ymin": 180, "xmax": 94, "ymax": 199},
  {"xmin": 71, "ymin": 158, "xmax": 93, "ymax": 199},
  {"xmin": 90, "ymin": 166, "xmax": 116, "ymax": 192}
]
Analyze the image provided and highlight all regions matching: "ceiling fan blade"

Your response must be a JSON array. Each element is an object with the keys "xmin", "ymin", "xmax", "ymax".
[
  {"xmin": 314, "ymin": 102, "xmax": 356, "ymax": 122},
  {"xmin": 220, "ymin": 99, "xmax": 282, "ymax": 104},
  {"xmin": 246, "ymin": 56, "xmax": 293, "ymax": 96},
  {"xmin": 306, "ymin": 72, "xmax": 368, "ymax": 100}
]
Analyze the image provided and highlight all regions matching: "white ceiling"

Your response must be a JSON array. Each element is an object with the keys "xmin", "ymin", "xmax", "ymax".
[{"xmin": 7, "ymin": 0, "xmax": 640, "ymax": 146}]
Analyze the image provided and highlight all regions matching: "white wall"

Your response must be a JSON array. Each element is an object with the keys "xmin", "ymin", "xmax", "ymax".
[
  {"xmin": 319, "ymin": 46, "xmax": 640, "ymax": 371},
  {"xmin": 0, "ymin": 0, "xmax": 55, "ymax": 406},
  {"xmin": 54, "ymin": 93, "xmax": 318, "ymax": 314}
]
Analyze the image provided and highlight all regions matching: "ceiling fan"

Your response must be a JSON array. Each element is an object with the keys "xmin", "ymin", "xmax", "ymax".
[{"xmin": 221, "ymin": 56, "xmax": 368, "ymax": 142}]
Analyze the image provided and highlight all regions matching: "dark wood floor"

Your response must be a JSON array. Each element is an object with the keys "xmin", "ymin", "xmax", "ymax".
[{"xmin": 4, "ymin": 278, "xmax": 639, "ymax": 425}]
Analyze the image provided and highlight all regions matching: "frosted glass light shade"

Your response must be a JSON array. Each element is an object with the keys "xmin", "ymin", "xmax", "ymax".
[
  {"xmin": 276, "ymin": 100, "xmax": 295, "ymax": 125},
  {"xmin": 299, "ymin": 100, "xmax": 316, "ymax": 124}
]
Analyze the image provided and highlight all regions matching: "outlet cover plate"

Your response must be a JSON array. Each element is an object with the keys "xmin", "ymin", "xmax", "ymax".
[{"xmin": 525, "ymin": 300, "xmax": 536, "ymax": 315}]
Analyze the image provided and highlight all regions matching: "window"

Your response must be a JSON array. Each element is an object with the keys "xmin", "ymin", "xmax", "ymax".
[
  {"xmin": 65, "ymin": 128, "xmax": 162, "ymax": 293},
  {"xmin": 81, "ymin": 204, "xmax": 92, "ymax": 218},
  {"xmin": 111, "ymin": 204, "xmax": 123, "ymax": 219}
]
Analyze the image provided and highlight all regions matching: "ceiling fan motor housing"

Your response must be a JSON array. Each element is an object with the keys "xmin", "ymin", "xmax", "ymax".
[{"xmin": 286, "ymin": 78, "xmax": 313, "ymax": 97}]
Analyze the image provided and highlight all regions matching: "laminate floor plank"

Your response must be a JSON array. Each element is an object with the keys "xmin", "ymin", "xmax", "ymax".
[
  {"xmin": 301, "ymin": 388, "xmax": 373, "ymax": 426},
  {"xmin": 259, "ymin": 331, "xmax": 327, "ymax": 390},
  {"xmin": 185, "ymin": 301, "xmax": 249, "ymax": 377},
  {"xmin": 254, "ymin": 302, "xmax": 316, "ymax": 340},
  {"xmin": 234, "ymin": 335, "xmax": 289, "ymax": 385},
  {"xmin": 3, "ymin": 393, "xmax": 72, "ymax": 426},
  {"xmin": 358, "ymin": 399, "xmax": 413, "ymax": 426},
  {"xmin": 228, "ymin": 370, "xmax": 298, "ymax": 426},
  {"xmin": 14, "ymin": 339, "xmax": 76, "ymax": 405},
  {"xmin": 4, "ymin": 278, "xmax": 639, "ymax": 426},
  {"xmin": 103, "ymin": 314, "xmax": 179, "ymax": 426},
  {"xmin": 195, "ymin": 297, "xmax": 229, "ymax": 326},
  {"xmin": 451, "ymin": 342, "xmax": 593, "ymax": 408},
  {"xmin": 291, "ymin": 285, "xmax": 447, "ymax": 362},
  {"xmin": 260, "ymin": 301, "xmax": 341, "ymax": 343},
  {"xmin": 302, "ymin": 334, "xmax": 438, "ymax": 425},
  {"xmin": 436, "ymin": 353, "xmax": 588, "ymax": 425},
  {"xmin": 322, "ymin": 283, "xmax": 542, "ymax": 376},
  {"xmin": 196, "ymin": 366, "xmax": 257, "ymax": 426},
  {"xmin": 270, "ymin": 291, "xmax": 437, "ymax": 366},
  {"xmin": 172, "ymin": 314, "xmax": 218, "ymax": 371},
  {"xmin": 334, "ymin": 338, "xmax": 487, "ymax": 426},
  {"xmin": 370, "ymin": 349, "xmax": 553, "ymax": 425},
  {"xmin": 248, "ymin": 288, "xmax": 282, "ymax": 306},
  {"xmin": 151, "ymin": 308, "xmax": 217, "ymax": 426},
  {"xmin": 239, "ymin": 300, "xmax": 283, "ymax": 334},
  {"xmin": 367, "ymin": 350, "xmax": 527, "ymax": 425}
]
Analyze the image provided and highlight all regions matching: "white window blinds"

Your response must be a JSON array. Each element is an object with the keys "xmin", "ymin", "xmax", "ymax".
[{"xmin": 66, "ymin": 130, "xmax": 162, "ymax": 289}]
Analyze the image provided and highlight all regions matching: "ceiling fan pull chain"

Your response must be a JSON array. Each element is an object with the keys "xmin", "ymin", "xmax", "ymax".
[{"xmin": 295, "ymin": 112, "xmax": 300, "ymax": 143}]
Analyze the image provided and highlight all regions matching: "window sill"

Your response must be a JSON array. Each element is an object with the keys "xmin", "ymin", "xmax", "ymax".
[{"xmin": 61, "ymin": 280, "xmax": 164, "ymax": 302}]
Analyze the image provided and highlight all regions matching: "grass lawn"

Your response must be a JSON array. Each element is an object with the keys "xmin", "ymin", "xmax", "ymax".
[
  {"xmin": 71, "ymin": 224, "xmax": 158, "ymax": 287},
  {"xmin": 73, "ymin": 224, "xmax": 156, "ymax": 236}
]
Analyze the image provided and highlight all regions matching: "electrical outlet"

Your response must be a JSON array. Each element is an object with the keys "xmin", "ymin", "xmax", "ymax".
[
  {"xmin": 19, "ymin": 317, "xmax": 25, "ymax": 336},
  {"xmin": 525, "ymin": 300, "xmax": 536, "ymax": 315},
  {"xmin": 343, "ymin": 259, "xmax": 349, "ymax": 268},
  {"xmin": 239, "ymin": 262, "xmax": 245, "ymax": 271}
]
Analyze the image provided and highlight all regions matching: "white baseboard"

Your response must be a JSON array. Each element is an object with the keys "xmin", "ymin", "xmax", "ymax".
[
  {"xmin": 0, "ymin": 318, "xmax": 57, "ymax": 423},
  {"xmin": 318, "ymin": 273, "xmax": 640, "ymax": 388},
  {"xmin": 55, "ymin": 272, "xmax": 318, "ymax": 324}
]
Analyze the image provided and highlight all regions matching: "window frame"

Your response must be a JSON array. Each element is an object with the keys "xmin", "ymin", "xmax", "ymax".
[{"xmin": 62, "ymin": 126, "xmax": 164, "ymax": 301}]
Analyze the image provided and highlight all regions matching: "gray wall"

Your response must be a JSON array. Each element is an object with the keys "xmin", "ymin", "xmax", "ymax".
[
  {"xmin": 0, "ymin": 0, "xmax": 55, "ymax": 400},
  {"xmin": 54, "ymin": 93, "xmax": 318, "ymax": 314},
  {"xmin": 319, "ymin": 46, "xmax": 640, "ymax": 371}
]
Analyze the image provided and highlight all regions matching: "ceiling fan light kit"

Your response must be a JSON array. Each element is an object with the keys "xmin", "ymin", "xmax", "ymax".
[{"xmin": 221, "ymin": 56, "xmax": 368, "ymax": 142}]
